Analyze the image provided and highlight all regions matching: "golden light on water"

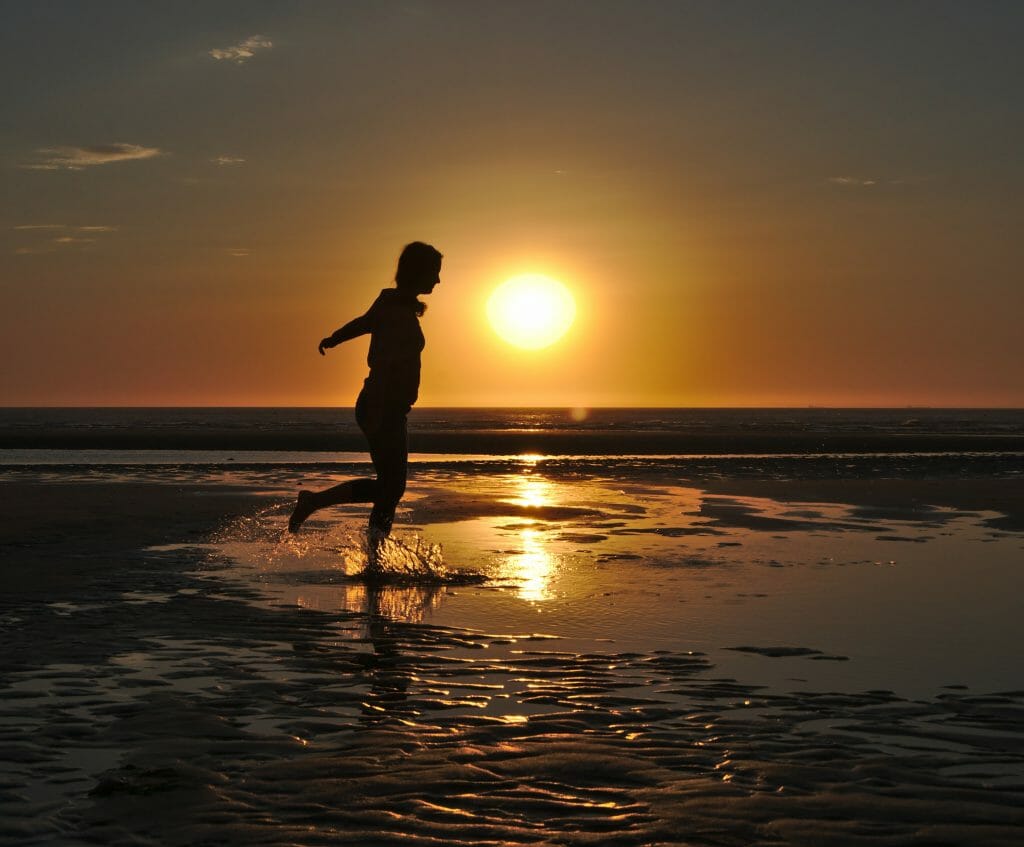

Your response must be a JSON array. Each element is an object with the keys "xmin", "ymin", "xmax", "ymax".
[
  {"xmin": 498, "ymin": 474, "xmax": 558, "ymax": 601},
  {"xmin": 291, "ymin": 583, "xmax": 441, "ymax": 624},
  {"xmin": 512, "ymin": 528, "xmax": 556, "ymax": 602},
  {"xmin": 486, "ymin": 274, "xmax": 576, "ymax": 350},
  {"xmin": 509, "ymin": 475, "xmax": 552, "ymax": 509}
]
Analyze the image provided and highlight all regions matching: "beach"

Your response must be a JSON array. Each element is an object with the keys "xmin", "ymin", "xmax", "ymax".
[
  {"xmin": 2, "ymin": 414, "xmax": 1023, "ymax": 845},
  {"xmin": 9, "ymin": 0, "xmax": 1024, "ymax": 841}
]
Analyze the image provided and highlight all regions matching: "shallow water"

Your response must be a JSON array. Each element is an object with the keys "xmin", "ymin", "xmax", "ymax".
[
  {"xmin": 2, "ymin": 461, "xmax": 1023, "ymax": 844},
  {"xmin": 208, "ymin": 466, "xmax": 1023, "ymax": 698}
]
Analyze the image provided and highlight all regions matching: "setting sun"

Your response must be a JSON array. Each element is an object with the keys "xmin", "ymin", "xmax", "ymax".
[{"xmin": 486, "ymin": 274, "xmax": 577, "ymax": 350}]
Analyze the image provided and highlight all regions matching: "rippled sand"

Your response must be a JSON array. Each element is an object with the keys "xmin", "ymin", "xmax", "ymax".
[{"xmin": 1, "ymin": 463, "xmax": 1023, "ymax": 845}]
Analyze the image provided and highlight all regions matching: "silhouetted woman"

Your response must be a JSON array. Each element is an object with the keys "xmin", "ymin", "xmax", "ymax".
[{"xmin": 288, "ymin": 242, "xmax": 442, "ymax": 563}]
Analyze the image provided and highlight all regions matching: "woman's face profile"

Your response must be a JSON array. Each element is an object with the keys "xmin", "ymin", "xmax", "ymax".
[{"xmin": 418, "ymin": 263, "xmax": 441, "ymax": 295}]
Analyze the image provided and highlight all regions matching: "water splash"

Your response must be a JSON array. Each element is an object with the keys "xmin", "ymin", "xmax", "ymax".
[
  {"xmin": 208, "ymin": 505, "xmax": 485, "ymax": 586},
  {"xmin": 211, "ymin": 505, "xmax": 286, "ymax": 546},
  {"xmin": 343, "ymin": 531, "xmax": 485, "ymax": 586}
]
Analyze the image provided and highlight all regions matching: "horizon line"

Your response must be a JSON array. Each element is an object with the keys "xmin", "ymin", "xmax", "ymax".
[{"xmin": 1, "ymin": 404, "xmax": 1022, "ymax": 411}]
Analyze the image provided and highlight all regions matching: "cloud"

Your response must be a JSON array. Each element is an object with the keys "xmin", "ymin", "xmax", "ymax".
[
  {"xmin": 23, "ymin": 143, "xmax": 162, "ymax": 171},
  {"xmin": 828, "ymin": 176, "xmax": 878, "ymax": 187},
  {"xmin": 211, "ymin": 156, "xmax": 245, "ymax": 166},
  {"xmin": 209, "ymin": 35, "xmax": 272, "ymax": 63},
  {"xmin": 227, "ymin": 248, "xmax": 250, "ymax": 257},
  {"xmin": 13, "ymin": 224, "xmax": 117, "ymax": 254},
  {"xmin": 827, "ymin": 175, "xmax": 932, "ymax": 189},
  {"xmin": 12, "ymin": 224, "xmax": 118, "ymax": 233}
]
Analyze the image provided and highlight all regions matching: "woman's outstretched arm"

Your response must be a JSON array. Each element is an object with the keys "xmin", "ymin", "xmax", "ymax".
[{"xmin": 319, "ymin": 313, "xmax": 372, "ymax": 356}]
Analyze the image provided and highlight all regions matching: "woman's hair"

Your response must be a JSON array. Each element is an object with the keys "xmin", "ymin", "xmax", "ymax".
[{"xmin": 395, "ymin": 241, "xmax": 442, "ymax": 316}]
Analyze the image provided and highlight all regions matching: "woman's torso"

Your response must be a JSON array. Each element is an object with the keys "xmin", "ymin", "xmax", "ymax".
[{"xmin": 362, "ymin": 289, "xmax": 424, "ymax": 408}]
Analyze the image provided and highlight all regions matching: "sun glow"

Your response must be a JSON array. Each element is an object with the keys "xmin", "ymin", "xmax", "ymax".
[{"xmin": 486, "ymin": 274, "xmax": 576, "ymax": 350}]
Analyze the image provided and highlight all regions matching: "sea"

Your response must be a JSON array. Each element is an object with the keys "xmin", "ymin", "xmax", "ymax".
[{"xmin": 2, "ymin": 406, "xmax": 1023, "ymax": 465}]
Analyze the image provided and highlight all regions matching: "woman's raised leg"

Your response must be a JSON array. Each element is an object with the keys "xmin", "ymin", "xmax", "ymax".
[{"xmin": 288, "ymin": 477, "xmax": 376, "ymax": 533}]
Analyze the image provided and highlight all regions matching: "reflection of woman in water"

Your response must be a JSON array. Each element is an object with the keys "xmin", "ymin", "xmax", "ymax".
[{"xmin": 288, "ymin": 242, "xmax": 442, "ymax": 563}]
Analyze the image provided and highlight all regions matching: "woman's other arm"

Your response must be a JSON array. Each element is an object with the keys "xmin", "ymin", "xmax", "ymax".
[{"xmin": 318, "ymin": 313, "xmax": 372, "ymax": 356}]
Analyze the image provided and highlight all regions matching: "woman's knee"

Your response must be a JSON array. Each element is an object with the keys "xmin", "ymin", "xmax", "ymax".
[{"xmin": 380, "ymin": 475, "xmax": 406, "ymax": 505}]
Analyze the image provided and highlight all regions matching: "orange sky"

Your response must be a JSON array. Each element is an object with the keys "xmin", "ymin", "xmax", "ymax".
[{"xmin": 2, "ymin": 3, "xmax": 1022, "ymax": 407}]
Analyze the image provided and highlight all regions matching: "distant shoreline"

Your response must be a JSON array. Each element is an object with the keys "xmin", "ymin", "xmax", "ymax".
[
  {"xmin": 3, "ymin": 407, "xmax": 1023, "ymax": 454},
  {"xmin": 4, "ymin": 430, "xmax": 1024, "ymax": 454}
]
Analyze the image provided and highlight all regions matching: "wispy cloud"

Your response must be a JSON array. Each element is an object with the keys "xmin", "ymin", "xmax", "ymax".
[
  {"xmin": 209, "ymin": 35, "xmax": 272, "ymax": 63},
  {"xmin": 23, "ymin": 143, "xmax": 162, "ymax": 171},
  {"xmin": 12, "ymin": 224, "xmax": 118, "ymax": 233},
  {"xmin": 827, "ymin": 175, "xmax": 932, "ymax": 189},
  {"xmin": 227, "ymin": 248, "xmax": 250, "ymax": 257},
  {"xmin": 211, "ymin": 156, "xmax": 245, "ymax": 166},
  {"xmin": 828, "ymin": 176, "xmax": 878, "ymax": 187},
  {"xmin": 12, "ymin": 224, "xmax": 117, "ymax": 255}
]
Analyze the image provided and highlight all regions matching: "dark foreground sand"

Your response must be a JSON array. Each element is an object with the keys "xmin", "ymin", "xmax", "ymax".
[{"xmin": 2, "ymin": 477, "xmax": 1023, "ymax": 845}]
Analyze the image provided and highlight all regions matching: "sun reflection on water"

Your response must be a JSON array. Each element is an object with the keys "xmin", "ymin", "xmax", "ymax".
[
  {"xmin": 495, "ymin": 473, "xmax": 560, "ymax": 600},
  {"xmin": 510, "ymin": 527, "xmax": 556, "ymax": 602},
  {"xmin": 505, "ymin": 473, "xmax": 553, "ymax": 509},
  {"xmin": 293, "ymin": 583, "xmax": 443, "ymax": 624}
]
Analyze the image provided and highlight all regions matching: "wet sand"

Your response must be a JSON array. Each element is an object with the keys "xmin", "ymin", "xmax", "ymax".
[
  {"xmin": 699, "ymin": 477, "xmax": 1024, "ymax": 533},
  {"xmin": 2, "ymin": 470, "xmax": 1023, "ymax": 845}
]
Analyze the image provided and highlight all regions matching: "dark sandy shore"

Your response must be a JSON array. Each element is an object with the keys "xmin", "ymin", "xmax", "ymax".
[{"xmin": 2, "ymin": 476, "xmax": 1023, "ymax": 845}]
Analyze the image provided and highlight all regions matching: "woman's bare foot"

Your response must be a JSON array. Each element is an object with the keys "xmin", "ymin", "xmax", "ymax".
[{"xmin": 288, "ymin": 490, "xmax": 316, "ymax": 533}]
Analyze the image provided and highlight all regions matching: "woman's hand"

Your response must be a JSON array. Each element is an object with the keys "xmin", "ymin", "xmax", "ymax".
[{"xmin": 318, "ymin": 337, "xmax": 334, "ymax": 356}]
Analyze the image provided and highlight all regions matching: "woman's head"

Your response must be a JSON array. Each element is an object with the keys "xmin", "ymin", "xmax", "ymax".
[{"xmin": 395, "ymin": 241, "xmax": 443, "ymax": 297}]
